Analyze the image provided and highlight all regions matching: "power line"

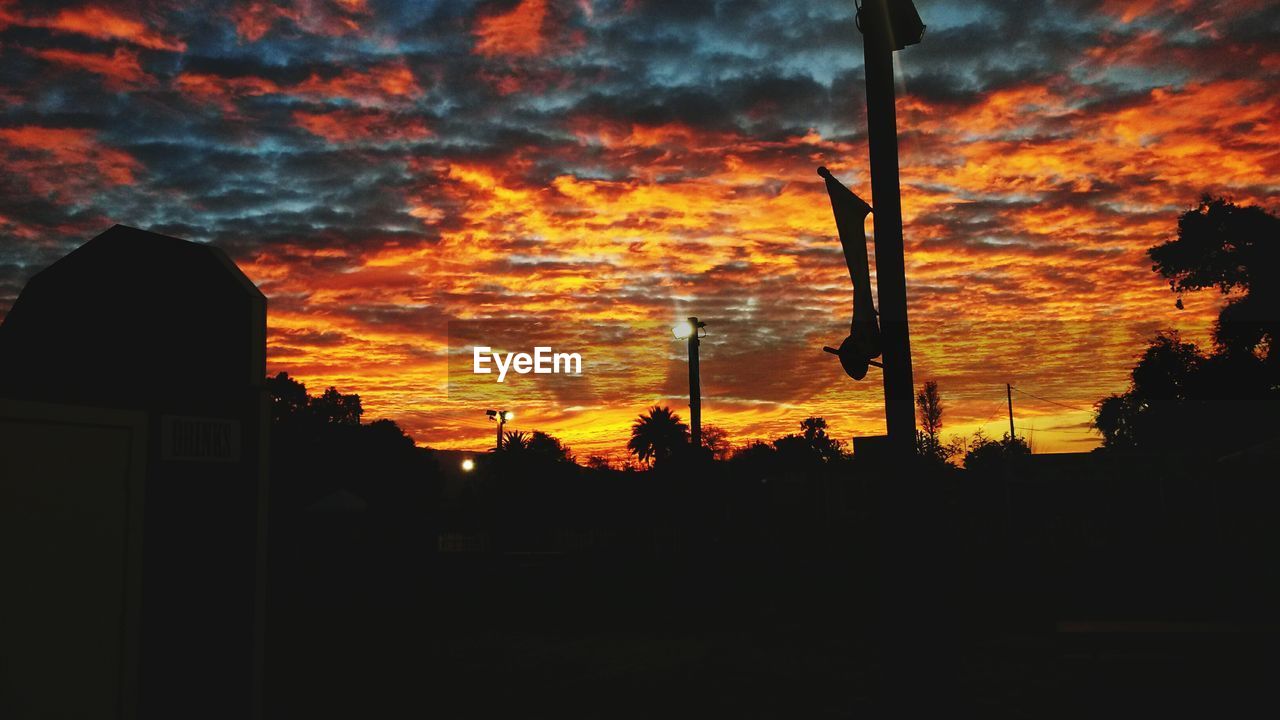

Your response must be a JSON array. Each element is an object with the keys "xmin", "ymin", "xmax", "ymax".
[
  {"xmin": 1014, "ymin": 424, "xmax": 1091, "ymax": 434},
  {"xmin": 1009, "ymin": 385, "xmax": 1094, "ymax": 414},
  {"xmin": 974, "ymin": 399, "xmax": 1007, "ymax": 429}
]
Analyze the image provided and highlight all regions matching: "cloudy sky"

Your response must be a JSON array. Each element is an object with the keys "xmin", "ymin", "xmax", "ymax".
[{"xmin": 1, "ymin": 0, "xmax": 1277, "ymax": 459}]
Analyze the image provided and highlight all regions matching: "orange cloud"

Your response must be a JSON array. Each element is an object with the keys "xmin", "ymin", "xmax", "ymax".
[
  {"xmin": 229, "ymin": 0, "xmax": 371, "ymax": 42},
  {"xmin": 29, "ymin": 47, "xmax": 151, "ymax": 90},
  {"xmin": 31, "ymin": 5, "xmax": 186, "ymax": 52},
  {"xmin": 174, "ymin": 72, "xmax": 281, "ymax": 112},
  {"xmin": 0, "ymin": 126, "xmax": 140, "ymax": 201},
  {"xmin": 1100, "ymin": 0, "xmax": 1194, "ymax": 23},
  {"xmin": 473, "ymin": 0, "xmax": 549, "ymax": 57},
  {"xmin": 293, "ymin": 109, "xmax": 432, "ymax": 143},
  {"xmin": 176, "ymin": 63, "xmax": 421, "ymax": 113},
  {"xmin": 293, "ymin": 63, "xmax": 423, "ymax": 105}
]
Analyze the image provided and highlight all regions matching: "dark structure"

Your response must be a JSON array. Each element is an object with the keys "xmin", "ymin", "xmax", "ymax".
[
  {"xmin": 0, "ymin": 225, "xmax": 268, "ymax": 720},
  {"xmin": 859, "ymin": 0, "xmax": 924, "ymax": 453}
]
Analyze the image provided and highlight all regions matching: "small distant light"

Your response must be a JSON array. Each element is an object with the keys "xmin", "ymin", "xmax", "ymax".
[
  {"xmin": 461, "ymin": 458, "xmax": 475, "ymax": 472},
  {"xmin": 672, "ymin": 320, "xmax": 694, "ymax": 339},
  {"xmin": 502, "ymin": 411, "xmax": 514, "ymax": 421}
]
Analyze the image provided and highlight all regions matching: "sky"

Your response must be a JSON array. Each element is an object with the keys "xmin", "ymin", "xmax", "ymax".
[{"xmin": 1, "ymin": 0, "xmax": 1277, "ymax": 460}]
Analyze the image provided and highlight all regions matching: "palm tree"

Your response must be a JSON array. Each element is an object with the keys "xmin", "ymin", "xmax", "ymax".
[
  {"xmin": 502, "ymin": 430, "xmax": 530, "ymax": 451},
  {"xmin": 627, "ymin": 405, "xmax": 689, "ymax": 467}
]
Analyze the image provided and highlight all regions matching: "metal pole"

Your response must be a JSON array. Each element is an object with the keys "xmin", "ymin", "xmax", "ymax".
[
  {"xmin": 496, "ymin": 415, "xmax": 504, "ymax": 451},
  {"xmin": 687, "ymin": 316, "xmax": 702, "ymax": 450},
  {"xmin": 1007, "ymin": 383, "xmax": 1015, "ymax": 440},
  {"xmin": 860, "ymin": 0, "xmax": 916, "ymax": 455}
]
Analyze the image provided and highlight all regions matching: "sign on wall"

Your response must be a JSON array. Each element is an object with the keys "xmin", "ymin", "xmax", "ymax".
[{"xmin": 161, "ymin": 415, "xmax": 241, "ymax": 462}]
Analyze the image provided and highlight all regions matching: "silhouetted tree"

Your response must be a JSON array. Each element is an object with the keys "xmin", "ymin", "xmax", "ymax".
[
  {"xmin": 767, "ymin": 418, "xmax": 847, "ymax": 467},
  {"xmin": 526, "ymin": 430, "xmax": 574, "ymax": 463},
  {"xmin": 1095, "ymin": 332, "xmax": 1202, "ymax": 450},
  {"xmin": 915, "ymin": 380, "xmax": 948, "ymax": 463},
  {"xmin": 1094, "ymin": 199, "xmax": 1280, "ymax": 457},
  {"xmin": 627, "ymin": 405, "xmax": 689, "ymax": 467},
  {"xmin": 1150, "ymin": 197, "xmax": 1280, "ymax": 365},
  {"xmin": 312, "ymin": 386, "xmax": 363, "ymax": 425},
  {"xmin": 1095, "ymin": 330, "xmax": 1279, "ymax": 455},
  {"xmin": 772, "ymin": 434, "xmax": 817, "ymax": 466},
  {"xmin": 267, "ymin": 371, "xmax": 309, "ymax": 424},
  {"xmin": 962, "ymin": 430, "xmax": 1030, "ymax": 474},
  {"xmin": 730, "ymin": 440, "xmax": 774, "ymax": 464},
  {"xmin": 727, "ymin": 441, "xmax": 778, "ymax": 483},
  {"xmin": 800, "ymin": 417, "xmax": 847, "ymax": 463},
  {"xmin": 265, "ymin": 373, "xmax": 438, "ymax": 543},
  {"xmin": 365, "ymin": 418, "xmax": 417, "ymax": 450},
  {"xmin": 584, "ymin": 455, "xmax": 613, "ymax": 470},
  {"xmin": 701, "ymin": 424, "xmax": 731, "ymax": 461}
]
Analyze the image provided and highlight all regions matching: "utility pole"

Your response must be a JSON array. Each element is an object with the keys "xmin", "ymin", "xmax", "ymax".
[
  {"xmin": 860, "ymin": 0, "xmax": 921, "ymax": 456},
  {"xmin": 1007, "ymin": 383, "xmax": 1015, "ymax": 440}
]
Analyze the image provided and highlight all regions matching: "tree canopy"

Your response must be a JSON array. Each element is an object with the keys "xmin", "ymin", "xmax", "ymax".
[
  {"xmin": 1096, "ymin": 198, "xmax": 1280, "ymax": 456},
  {"xmin": 1150, "ymin": 196, "xmax": 1280, "ymax": 365},
  {"xmin": 627, "ymin": 406, "xmax": 689, "ymax": 467}
]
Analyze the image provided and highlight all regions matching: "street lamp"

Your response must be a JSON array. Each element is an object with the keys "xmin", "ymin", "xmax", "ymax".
[
  {"xmin": 855, "ymin": 0, "xmax": 924, "ymax": 51},
  {"xmin": 461, "ymin": 458, "xmax": 475, "ymax": 472},
  {"xmin": 672, "ymin": 316, "xmax": 707, "ymax": 451},
  {"xmin": 485, "ymin": 409, "xmax": 514, "ymax": 450}
]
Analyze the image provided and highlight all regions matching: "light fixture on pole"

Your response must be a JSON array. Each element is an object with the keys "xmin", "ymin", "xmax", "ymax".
[
  {"xmin": 672, "ymin": 317, "xmax": 707, "ymax": 451},
  {"xmin": 485, "ymin": 409, "xmax": 514, "ymax": 451}
]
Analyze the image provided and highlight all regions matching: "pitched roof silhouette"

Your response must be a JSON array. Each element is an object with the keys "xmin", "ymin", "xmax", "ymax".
[{"xmin": 0, "ymin": 225, "xmax": 265, "ymax": 409}]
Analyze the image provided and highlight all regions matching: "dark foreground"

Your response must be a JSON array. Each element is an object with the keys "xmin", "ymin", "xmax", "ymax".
[
  {"xmin": 259, "ymin": 448, "xmax": 1280, "ymax": 718},
  {"xmin": 264, "ymin": 551, "xmax": 1278, "ymax": 718}
]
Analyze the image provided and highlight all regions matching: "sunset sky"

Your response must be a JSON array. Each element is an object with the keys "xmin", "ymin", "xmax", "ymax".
[{"xmin": 1, "ymin": 0, "xmax": 1277, "ymax": 460}]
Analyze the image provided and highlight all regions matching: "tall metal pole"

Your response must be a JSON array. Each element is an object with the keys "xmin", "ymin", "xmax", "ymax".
[
  {"xmin": 860, "ymin": 0, "xmax": 916, "ymax": 455},
  {"xmin": 687, "ymin": 316, "xmax": 702, "ymax": 450},
  {"xmin": 1007, "ymin": 383, "xmax": 1015, "ymax": 440},
  {"xmin": 496, "ymin": 414, "xmax": 505, "ymax": 451}
]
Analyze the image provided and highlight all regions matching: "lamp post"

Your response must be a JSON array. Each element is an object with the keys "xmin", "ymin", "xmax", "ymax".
[
  {"xmin": 672, "ymin": 317, "xmax": 706, "ymax": 451},
  {"xmin": 485, "ymin": 409, "xmax": 513, "ymax": 451}
]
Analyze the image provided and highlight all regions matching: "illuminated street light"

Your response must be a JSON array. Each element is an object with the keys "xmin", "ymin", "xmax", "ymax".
[
  {"xmin": 671, "ymin": 317, "xmax": 706, "ymax": 341},
  {"xmin": 672, "ymin": 316, "xmax": 707, "ymax": 451},
  {"xmin": 485, "ymin": 408, "xmax": 513, "ymax": 450},
  {"xmin": 461, "ymin": 458, "xmax": 475, "ymax": 472}
]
